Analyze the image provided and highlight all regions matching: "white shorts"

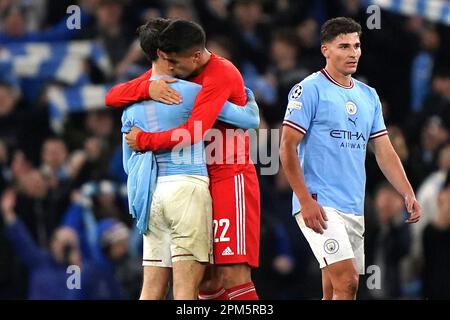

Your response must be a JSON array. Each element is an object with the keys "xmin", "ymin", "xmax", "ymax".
[
  {"xmin": 295, "ymin": 206, "xmax": 365, "ymax": 274},
  {"xmin": 143, "ymin": 175, "xmax": 213, "ymax": 267}
]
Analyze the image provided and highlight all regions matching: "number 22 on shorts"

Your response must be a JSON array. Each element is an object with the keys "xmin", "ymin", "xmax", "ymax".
[{"xmin": 213, "ymin": 218, "xmax": 230, "ymax": 243}]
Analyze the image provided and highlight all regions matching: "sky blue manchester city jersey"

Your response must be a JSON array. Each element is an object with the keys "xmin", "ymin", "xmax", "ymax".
[{"xmin": 283, "ymin": 69, "xmax": 387, "ymax": 216}]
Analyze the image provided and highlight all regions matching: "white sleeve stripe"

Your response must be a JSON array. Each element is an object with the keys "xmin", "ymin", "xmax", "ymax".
[
  {"xmin": 283, "ymin": 120, "xmax": 307, "ymax": 134},
  {"xmin": 369, "ymin": 129, "xmax": 388, "ymax": 139}
]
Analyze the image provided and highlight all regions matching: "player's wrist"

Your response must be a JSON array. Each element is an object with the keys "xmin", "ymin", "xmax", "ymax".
[
  {"xmin": 136, "ymin": 131, "xmax": 152, "ymax": 151},
  {"xmin": 403, "ymin": 191, "xmax": 416, "ymax": 200},
  {"xmin": 297, "ymin": 192, "xmax": 315, "ymax": 205},
  {"xmin": 135, "ymin": 131, "xmax": 144, "ymax": 150}
]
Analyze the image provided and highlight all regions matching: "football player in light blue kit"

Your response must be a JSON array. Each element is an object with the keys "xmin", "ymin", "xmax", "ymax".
[
  {"xmin": 280, "ymin": 17, "xmax": 421, "ymax": 300},
  {"xmin": 121, "ymin": 18, "xmax": 259, "ymax": 300}
]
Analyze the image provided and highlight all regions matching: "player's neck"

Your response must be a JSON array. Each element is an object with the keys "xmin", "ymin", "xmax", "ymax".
[
  {"xmin": 191, "ymin": 49, "xmax": 211, "ymax": 77},
  {"xmin": 324, "ymin": 65, "xmax": 352, "ymax": 87},
  {"xmin": 151, "ymin": 61, "xmax": 167, "ymax": 77}
]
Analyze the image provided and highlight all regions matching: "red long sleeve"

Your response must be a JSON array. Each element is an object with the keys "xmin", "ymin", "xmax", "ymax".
[
  {"xmin": 136, "ymin": 74, "xmax": 233, "ymax": 151},
  {"xmin": 104, "ymin": 69, "xmax": 152, "ymax": 108}
]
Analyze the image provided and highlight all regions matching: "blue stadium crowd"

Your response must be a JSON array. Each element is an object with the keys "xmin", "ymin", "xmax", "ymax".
[{"xmin": 0, "ymin": 0, "xmax": 449, "ymax": 299}]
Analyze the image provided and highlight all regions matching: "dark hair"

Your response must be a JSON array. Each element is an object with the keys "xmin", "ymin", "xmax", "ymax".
[
  {"xmin": 158, "ymin": 19, "xmax": 206, "ymax": 54},
  {"xmin": 137, "ymin": 18, "xmax": 171, "ymax": 62},
  {"xmin": 441, "ymin": 170, "xmax": 450, "ymax": 191},
  {"xmin": 320, "ymin": 17, "xmax": 362, "ymax": 44}
]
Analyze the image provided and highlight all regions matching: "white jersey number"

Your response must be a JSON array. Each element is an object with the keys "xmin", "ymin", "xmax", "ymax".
[{"xmin": 213, "ymin": 218, "xmax": 230, "ymax": 243}]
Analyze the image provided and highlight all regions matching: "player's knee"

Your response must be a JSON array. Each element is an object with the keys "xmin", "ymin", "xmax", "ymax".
[
  {"xmin": 335, "ymin": 272, "xmax": 359, "ymax": 295},
  {"xmin": 322, "ymin": 285, "xmax": 333, "ymax": 300}
]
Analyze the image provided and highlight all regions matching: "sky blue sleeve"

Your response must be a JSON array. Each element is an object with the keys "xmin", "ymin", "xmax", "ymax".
[
  {"xmin": 121, "ymin": 109, "xmax": 133, "ymax": 174},
  {"xmin": 217, "ymin": 88, "xmax": 260, "ymax": 129},
  {"xmin": 121, "ymin": 109, "xmax": 132, "ymax": 133},
  {"xmin": 369, "ymin": 88, "xmax": 388, "ymax": 139},
  {"xmin": 283, "ymin": 80, "xmax": 318, "ymax": 135},
  {"xmin": 122, "ymin": 134, "xmax": 133, "ymax": 175}
]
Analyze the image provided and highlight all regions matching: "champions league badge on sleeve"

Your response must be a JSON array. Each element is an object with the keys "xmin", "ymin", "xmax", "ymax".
[
  {"xmin": 290, "ymin": 84, "xmax": 303, "ymax": 100},
  {"xmin": 287, "ymin": 84, "xmax": 303, "ymax": 114}
]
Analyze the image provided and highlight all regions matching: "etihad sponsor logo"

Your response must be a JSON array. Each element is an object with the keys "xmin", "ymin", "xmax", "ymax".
[{"xmin": 330, "ymin": 129, "xmax": 366, "ymax": 141}]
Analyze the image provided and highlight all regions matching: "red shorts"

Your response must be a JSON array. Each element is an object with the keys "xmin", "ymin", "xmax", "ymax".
[{"xmin": 209, "ymin": 166, "xmax": 260, "ymax": 267}]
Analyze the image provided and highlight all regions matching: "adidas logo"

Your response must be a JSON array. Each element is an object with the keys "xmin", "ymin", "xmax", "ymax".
[{"xmin": 222, "ymin": 247, "xmax": 234, "ymax": 256}]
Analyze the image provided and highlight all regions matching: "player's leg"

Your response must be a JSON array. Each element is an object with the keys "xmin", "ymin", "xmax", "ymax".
[
  {"xmin": 321, "ymin": 268, "xmax": 333, "ymax": 300},
  {"xmin": 295, "ymin": 206, "xmax": 357, "ymax": 300},
  {"xmin": 219, "ymin": 263, "xmax": 258, "ymax": 300},
  {"xmin": 207, "ymin": 169, "xmax": 261, "ymax": 300},
  {"xmin": 172, "ymin": 260, "xmax": 206, "ymax": 299},
  {"xmin": 140, "ymin": 185, "xmax": 172, "ymax": 300},
  {"xmin": 140, "ymin": 266, "xmax": 171, "ymax": 299},
  {"xmin": 325, "ymin": 258, "xmax": 359, "ymax": 300},
  {"xmin": 220, "ymin": 263, "xmax": 252, "ymax": 288},
  {"xmin": 198, "ymin": 265, "xmax": 228, "ymax": 300},
  {"xmin": 163, "ymin": 175, "xmax": 213, "ymax": 300}
]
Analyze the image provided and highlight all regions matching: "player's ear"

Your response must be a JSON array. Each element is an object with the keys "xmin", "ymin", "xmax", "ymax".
[
  {"xmin": 157, "ymin": 49, "xmax": 166, "ymax": 60},
  {"xmin": 193, "ymin": 50, "xmax": 201, "ymax": 63},
  {"xmin": 321, "ymin": 44, "xmax": 329, "ymax": 58}
]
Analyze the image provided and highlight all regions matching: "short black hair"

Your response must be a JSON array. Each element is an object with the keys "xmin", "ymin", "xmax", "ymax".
[
  {"xmin": 320, "ymin": 17, "xmax": 362, "ymax": 44},
  {"xmin": 158, "ymin": 19, "xmax": 206, "ymax": 54},
  {"xmin": 137, "ymin": 18, "xmax": 171, "ymax": 62}
]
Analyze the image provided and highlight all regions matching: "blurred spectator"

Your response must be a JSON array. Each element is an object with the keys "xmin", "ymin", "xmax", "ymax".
[
  {"xmin": 0, "ymin": 139, "xmax": 8, "ymax": 194},
  {"xmin": 0, "ymin": 3, "xmax": 89, "ymax": 43},
  {"xmin": 365, "ymin": 183, "xmax": 411, "ymax": 299},
  {"xmin": 14, "ymin": 169, "xmax": 53, "ymax": 246},
  {"xmin": 265, "ymin": 29, "xmax": 310, "ymax": 123},
  {"xmin": 295, "ymin": 17, "xmax": 322, "ymax": 72},
  {"xmin": 80, "ymin": 0, "xmax": 134, "ymax": 69},
  {"xmin": 64, "ymin": 110, "xmax": 120, "ymax": 182},
  {"xmin": 86, "ymin": 218, "xmax": 141, "ymax": 299},
  {"xmin": 408, "ymin": 116, "xmax": 449, "ymax": 187},
  {"xmin": 228, "ymin": 0, "xmax": 271, "ymax": 73},
  {"xmin": 193, "ymin": 0, "xmax": 230, "ymax": 36},
  {"xmin": 40, "ymin": 137, "xmax": 84, "ymax": 189},
  {"xmin": 417, "ymin": 68, "xmax": 450, "ymax": 129},
  {"xmin": 62, "ymin": 180, "xmax": 128, "ymax": 259},
  {"xmin": 91, "ymin": 180, "xmax": 126, "ymax": 221},
  {"xmin": 0, "ymin": 81, "xmax": 23, "ymax": 150},
  {"xmin": 402, "ymin": 142, "xmax": 450, "ymax": 293},
  {"xmin": 1, "ymin": 188, "xmax": 82, "ymax": 299},
  {"xmin": 422, "ymin": 172, "xmax": 450, "ymax": 299},
  {"xmin": 410, "ymin": 24, "xmax": 440, "ymax": 112},
  {"xmin": 0, "ymin": 81, "xmax": 51, "ymax": 163},
  {"xmin": 165, "ymin": 0, "xmax": 198, "ymax": 21}
]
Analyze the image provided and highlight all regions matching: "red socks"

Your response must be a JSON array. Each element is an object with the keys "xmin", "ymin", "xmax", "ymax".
[
  {"xmin": 199, "ymin": 282, "xmax": 259, "ymax": 300},
  {"xmin": 226, "ymin": 282, "xmax": 259, "ymax": 300},
  {"xmin": 198, "ymin": 288, "xmax": 229, "ymax": 300}
]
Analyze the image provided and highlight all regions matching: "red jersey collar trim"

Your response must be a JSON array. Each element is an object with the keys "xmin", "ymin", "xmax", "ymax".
[{"xmin": 320, "ymin": 68, "xmax": 354, "ymax": 89}]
